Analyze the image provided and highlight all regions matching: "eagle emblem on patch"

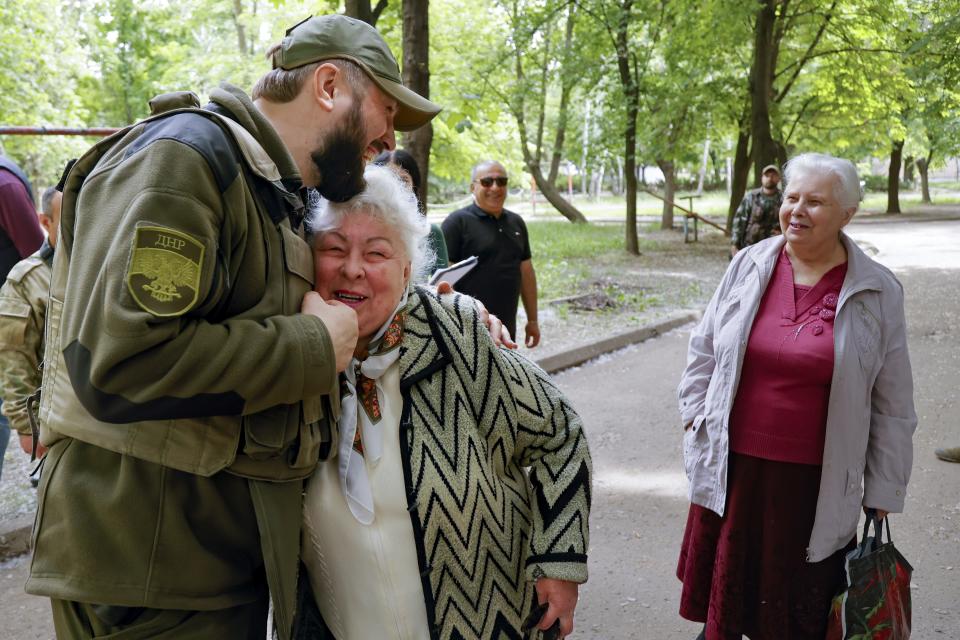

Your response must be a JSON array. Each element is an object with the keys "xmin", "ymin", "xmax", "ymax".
[{"xmin": 126, "ymin": 226, "xmax": 204, "ymax": 317}]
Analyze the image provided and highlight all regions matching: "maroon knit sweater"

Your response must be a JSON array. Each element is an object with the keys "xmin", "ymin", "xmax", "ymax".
[{"xmin": 728, "ymin": 249, "xmax": 848, "ymax": 466}]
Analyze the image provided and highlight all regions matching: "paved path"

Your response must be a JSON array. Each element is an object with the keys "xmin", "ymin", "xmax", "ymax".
[{"xmin": 2, "ymin": 211, "xmax": 959, "ymax": 639}]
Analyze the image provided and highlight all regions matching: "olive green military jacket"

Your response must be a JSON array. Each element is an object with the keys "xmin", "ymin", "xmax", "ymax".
[
  {"xmin": 0, "ymin": 242, "xmax": 52, "ymax": 436},
  {"xmin": 39, "ymin": 84, "xmax": 337, "ymax": 478}
]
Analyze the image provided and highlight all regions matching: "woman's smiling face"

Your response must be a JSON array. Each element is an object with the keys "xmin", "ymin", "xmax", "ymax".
[
  {"xmin": 779, "ymin": 170, "xmax": 855, "ymax": 251},
  {"xmin": 314, "ymin": 210, "xmax": 411, "ymax": 345}
]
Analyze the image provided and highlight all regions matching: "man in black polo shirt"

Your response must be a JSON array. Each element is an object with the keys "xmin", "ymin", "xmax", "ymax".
[{"xmin": 442, "ymin": 160, "xmax": 540, "ymax": 347}]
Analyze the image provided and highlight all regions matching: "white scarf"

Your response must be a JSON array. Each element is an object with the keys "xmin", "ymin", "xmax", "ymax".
[{"xmin": 337, "ymin": 294, "xmax": 406, "ymax": 524}]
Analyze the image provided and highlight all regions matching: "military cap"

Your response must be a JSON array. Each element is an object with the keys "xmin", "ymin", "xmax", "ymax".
[{"xmin": 272, "ymin": 15, "xmax": 441, "ymax": 131}]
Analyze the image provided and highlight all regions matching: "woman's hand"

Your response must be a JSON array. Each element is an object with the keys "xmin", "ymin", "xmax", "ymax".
[
  {"xmin": 435, "ymin": 281, "xmax": 518, "ymax": 349},
  {"xmin": 863, "ymin": 506, "xmax": 889, "ymax": 520},
  {"xmin": 535, "ymin": 578, "xmax": 579, "ymax": 637}
]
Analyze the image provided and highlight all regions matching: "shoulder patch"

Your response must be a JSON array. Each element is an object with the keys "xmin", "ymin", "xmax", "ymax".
[{"xmin": 126, "ymin": 226, "xmax": 204, "ymax": 317}]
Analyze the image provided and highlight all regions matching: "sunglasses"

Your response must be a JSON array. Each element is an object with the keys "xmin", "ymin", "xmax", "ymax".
[{"xmin": 477, "ymin": 176, "xmax": 509, "ymax": 188}]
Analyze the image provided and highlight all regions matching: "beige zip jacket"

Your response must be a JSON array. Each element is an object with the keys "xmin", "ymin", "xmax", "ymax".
[{"xmin": 678, "ymin": 232, "xmax": 917, "ymax": 562}]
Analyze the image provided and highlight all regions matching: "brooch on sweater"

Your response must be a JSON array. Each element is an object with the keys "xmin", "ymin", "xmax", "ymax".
[{"xmin": 795, "ymin": 292, "xmax": 838, "ymax": 338}]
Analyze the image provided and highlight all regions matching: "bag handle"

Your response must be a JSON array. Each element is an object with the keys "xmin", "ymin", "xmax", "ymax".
[{"xmin": 861, "ymin": 508, "xmax": 893, "ymax": 553}]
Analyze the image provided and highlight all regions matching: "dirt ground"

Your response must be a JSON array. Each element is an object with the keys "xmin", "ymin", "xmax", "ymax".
[{"xmin": 1, "ymin": 208, "xmax": 959, "ymax": 639}]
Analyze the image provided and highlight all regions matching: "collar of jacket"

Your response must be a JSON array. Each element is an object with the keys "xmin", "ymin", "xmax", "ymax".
[
  {"xmin": 208, "ymin": 83, "xmax": 301, "ymax": 183},
  {"xmin": 208, "ymin": 83, "xmax": 308, "ymax": 228},
  {"xmin": 746, "ymin": 231, "xmax": 885, "ymax": 311},
  {"xmin": 397, "ymin": 286, "xmax": 460, "ymax": 393}
]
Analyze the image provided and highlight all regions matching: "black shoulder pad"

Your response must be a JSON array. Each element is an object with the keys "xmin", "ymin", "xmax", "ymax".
[{"xmin": 123, "ymin": 112, "xmax": 241, "ymax": 193}]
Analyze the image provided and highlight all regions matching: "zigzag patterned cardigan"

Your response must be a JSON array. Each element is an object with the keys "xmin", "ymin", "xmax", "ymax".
[{"xmin": 298, "ymin": 285, "xmax": 587, "ymax": 640}]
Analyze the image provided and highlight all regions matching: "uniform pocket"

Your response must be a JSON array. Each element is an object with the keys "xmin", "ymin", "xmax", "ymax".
[
  {"xmin": 280, "ymin": 224, "xmax": 314, "ymax": 287},
  {"xmin": 242, "ymin": 404, "xmax": 294, "ymax": 455},
  {"xmin": 0, "ymin": 296, "xmax": 30, "ymax": 346}
]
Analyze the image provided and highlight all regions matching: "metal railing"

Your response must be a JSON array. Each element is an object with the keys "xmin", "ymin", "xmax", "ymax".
[
  {"xmin": 0, "ymin": 126, "xmax": 121, "ymax": 137},
  {"xmin": 643, "ymin": 188, "xmax": 728, "ymax": 242}
]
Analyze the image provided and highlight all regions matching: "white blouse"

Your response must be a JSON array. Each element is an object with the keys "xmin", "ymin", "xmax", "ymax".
[{"xmin": 302, "ymin": 360, "xmax": 430, "ymax": 639}]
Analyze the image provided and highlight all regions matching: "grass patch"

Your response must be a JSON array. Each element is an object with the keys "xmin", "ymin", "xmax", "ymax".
[{"xmin": 527, "ymin": 221, "xmax": 658, "ymax": 300}]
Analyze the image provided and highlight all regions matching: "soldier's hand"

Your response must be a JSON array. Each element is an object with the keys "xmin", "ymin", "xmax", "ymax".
[
  {"xmin": 18, "ymin": 434, "xmax": 46, "ymax": 458},
  {"xmin": 302, "ymin": 291, "xmax": 358, "ymax": 372}
]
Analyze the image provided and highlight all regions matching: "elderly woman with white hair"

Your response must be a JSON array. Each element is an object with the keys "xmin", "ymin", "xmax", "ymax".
[
  {"xmin": 676, "ymin": 153, "xmax": 917, "ymax": 640},
  {"xmin": 295, "ymin": 164, "xmax": 591, "ymax": 640}
]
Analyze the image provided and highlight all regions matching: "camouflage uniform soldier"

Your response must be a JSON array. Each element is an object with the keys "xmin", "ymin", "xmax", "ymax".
[
  {"xmin": 25, "ymin": 15, "xmax": 440, "ymax": 640},
  {"xmin": 0, "ymin": 186, "xmax": 60, "ymax": 459},
  {"xmin": 730, "ymin": 164, "xmax": 783, "ymax": 257}
]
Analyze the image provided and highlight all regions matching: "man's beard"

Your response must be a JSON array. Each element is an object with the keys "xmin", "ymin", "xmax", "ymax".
[{"xmin": 311, "ymin": 101, "xmax": 368, "ymax": 203}]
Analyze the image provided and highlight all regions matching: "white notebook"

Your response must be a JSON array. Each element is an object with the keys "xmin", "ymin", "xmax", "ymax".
[{"xmin": 428, "ymin": 255, "xmax": 478, "ymax": 287}]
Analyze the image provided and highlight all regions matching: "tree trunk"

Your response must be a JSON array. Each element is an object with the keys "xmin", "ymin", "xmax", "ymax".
[
  {"xmin": 727, "ymin": 126, "xmax": 751, "ymax": 232},
  {"xmin": 401, "ymin": 0, "xmax": 432, "ymax": 207},
  {"xmin": 344, "ymin": 0, "xmax": 388, "ymax": 25},
  {"xmin": 232, "ymin": 0, "xmax": 248, "ymax": 55},
  {"xmin": 615, "ymin": 0, "xmax": 639, "ymax": 254},
  {"xmin": 594, "ymin": 162, "xmax": 606, "ymax": 199},
  {"xmin": 614, "ymin": 155, "xmax": 624, "ymax": 196},
  {"xmin": 917, "ymin": 153, "xmax": 933, "ymax": 203},
  {"xmin": 657, "ymin": 159, "xmax": 676, "ymax": 229},
  {"xmin": 903, "ymin": 154, "xmax": 914, "ymax": 187},
  {"xmin": 533, "ymin": 23, "xmax": 552, "ymax": 167},
  {"xmin": 696, "ymin": 136, "xmax": 710, "ymax": 195},
  {"xmin": 887, "ymin": 139, "xmax": 903, "ymax": 214},
  {"xmin": 510, "ymin": 16, "xmax": 587, "ymax": 225},
  {"xmin": 581, "ymin": 99, "xmax": 591, "ymax": 196},
  {"xmin": 526, "ymin": 159, "xmax": 587, "ymax": 222},
  {"xmin": 749, "ymin": 0, "xmax": 779, "ymax": 184},
  {"xmin": 548, "ymin": 8, "xmax": 576, "ymax": 185}
]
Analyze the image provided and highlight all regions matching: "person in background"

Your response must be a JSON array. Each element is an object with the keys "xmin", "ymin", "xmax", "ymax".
[
  {"xmin": 442, "ymin": 160, "xmax": 540, "ymax": 347},
  {"xmin": 297, "ymin": 164, "xmax": 590, "ymax": 639},
  {"xmin": 372, "ymin": 148, "xmax": 448, "ymax": 274},
  {"xmin": 677, "ymin": 153, "xmax": 916, "ymax": 640},
  {"xmin": 730, "ymin": 164, "xmax": 783, "ymax": 258},
  {"xmin": 0, "ymin": 186, "xmax": 60, "ymax": 460},
  {"xmin": 0, "ymin": 154, "xmax": 44, "ymax": 481}
]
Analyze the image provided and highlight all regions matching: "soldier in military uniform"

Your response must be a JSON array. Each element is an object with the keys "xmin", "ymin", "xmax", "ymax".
[
  {"xmin": 0, "ymin": 186, "xmax": 59, "ymax": 460},
  {"xmin": 730, "ymin": 164, "xmax": 783, "ymax": 257},
  {"xmin": 25, "ymin": 15, "xmax": 440, "ymax": 640}
]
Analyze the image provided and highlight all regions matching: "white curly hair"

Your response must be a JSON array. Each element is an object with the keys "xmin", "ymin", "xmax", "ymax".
[{"xmin": 307, "ymin": 164, "xmax": 436, "ymax": 283}]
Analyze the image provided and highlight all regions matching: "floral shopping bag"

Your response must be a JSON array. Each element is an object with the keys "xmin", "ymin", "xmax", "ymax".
[{"xmin": 826, "ymin": 510, "xmax": 913, "ymax": 640}]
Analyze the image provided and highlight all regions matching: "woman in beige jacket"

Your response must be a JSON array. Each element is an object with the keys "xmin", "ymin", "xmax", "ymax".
[{"xmin": 676, "ymin": 153, "xmax": 917, "ymax": 640}]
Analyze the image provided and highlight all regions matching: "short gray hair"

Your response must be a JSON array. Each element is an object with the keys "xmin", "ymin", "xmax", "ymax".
[
  {"xmin": 783, "ymin": 153, "xmax": 862, "ymax": 210},
  {"xmin": 470, "ymin": 160, "xmax": 506, "ymax": 181},
  {"xmin": 40, "ymin": 187, "xmax": 58, "ymax": 216},
  {"xmin": 307, "ymin": 164, "xmax": 435, "ymax": 283}
]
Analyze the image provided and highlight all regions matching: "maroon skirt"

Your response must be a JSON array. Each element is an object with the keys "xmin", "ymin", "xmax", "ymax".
[{"xmin": 677, "ymin": 452, "xmax": 855, "ymax": 640}]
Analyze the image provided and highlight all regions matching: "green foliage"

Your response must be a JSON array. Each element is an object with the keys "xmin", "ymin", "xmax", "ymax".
[
  {"xmin": 527, "ymin": 220, "xmax": 660, "ymax": 299},
  {"xmin": 0, "ymin": 0, "xmax": 957, "ymax": 210}
]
